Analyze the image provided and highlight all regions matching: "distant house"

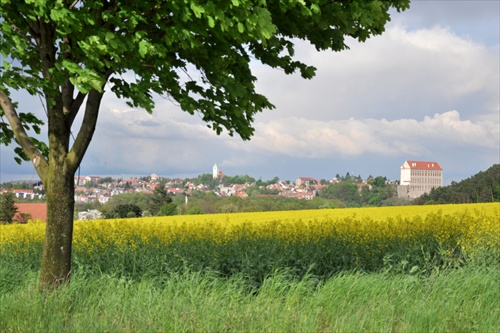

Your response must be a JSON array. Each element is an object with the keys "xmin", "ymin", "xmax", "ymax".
[
  {"xmin": 86, "ymin": 176, "xmax": 101, "ymax": 185},
  {"xmin": 98, "ymin": 196, "xmax": 110, "ymax": 204},
  {"xmin": 168, "ymin": 188, "xmax": 184, "ymax": 195},
  {"xmin": 330, "ymin": 178, "xmax": 340, "ymax": 184},
  {"xmin": 355, "ymin": 183, "xmax": 372, "ymax": 191},
  {"xmin": 74, "ymin": 186, "xmax": 88, "ymax": 192},
  {"xmin": 12, "ymin": 189, "xmax": 35, "ymax": 199},
  {"xmin": 78, "ymin": 209, "xmax": 102, "ymax": 220},
  {"xmin": 397, "ymin": 160, "xmax": 443, "ymax": 199},
  {"xmin": 236, "ymin": 191, "xmax": 248, "ymax": 199},
  {"xmin": 294, "ymin": 192, "xmax": 315, "ymax": 200},
  {"xmin": 280, "ymin": 190, "xmax": 316, "ymax": 200},
  {"xmin": 122, "ymin": 178, "xmax": 140, "ymax": 186},
  {"xmin": 217, "ymin": 186, "xmax": 236, "ymax": 196},
  {"xmin": 74, "ymin": 176, "xmax": 87, "ymax": 186},
  {"xmin": 295, "ymin": 177, "xmax": 317, "ymax": 187},
  {"xmin": 75, "ymin": 195, "xmax": 97, "ymax": 203}
]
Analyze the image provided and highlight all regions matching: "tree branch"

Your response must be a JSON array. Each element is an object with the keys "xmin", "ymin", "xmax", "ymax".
[
  {"xmin": 69, "ymin": 0, "xmax": 79, "ymax": 10},
  {"xmin": 23, "ymin": 15, "xmax": 40, "ymax": 38},
  {"xmin": 66, "ymin": 89, "xmax": 104, "ymax": 170},
  {"xmin": 0, "ymin": 90, "xmax": 49, "ymax": 181},
  {"xmin": 65, "ymin": 91, "xmax": 87, "ymax": 126}
]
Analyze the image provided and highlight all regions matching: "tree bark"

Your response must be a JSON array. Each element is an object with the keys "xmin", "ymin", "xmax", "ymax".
[
  {"xmin": 39, "ymin": 161, "xmax": 75, "ymax": 291},
  {"xmin": 37, "ymin": 89, "xmax": 104, "ymax": 291}
]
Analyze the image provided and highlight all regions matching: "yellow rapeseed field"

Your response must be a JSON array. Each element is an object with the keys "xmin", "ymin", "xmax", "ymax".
[{"xmin": 1, "ymin": 203, "xmax": 498, "ymax": 259}]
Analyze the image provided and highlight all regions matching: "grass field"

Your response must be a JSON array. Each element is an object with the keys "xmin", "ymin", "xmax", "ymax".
[
  {"xmin": 1, "ymin": 267, "xmax": 499, "ymax": 332},
  {"xmin": 1, "ymin": 203, "xmax": 499, "ymax": 332}
]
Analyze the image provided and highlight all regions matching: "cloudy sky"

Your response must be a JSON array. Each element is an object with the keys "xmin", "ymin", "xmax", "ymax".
[{"xmin": 1, "ymin": 1, "xmax": 499, "ymax": 184}]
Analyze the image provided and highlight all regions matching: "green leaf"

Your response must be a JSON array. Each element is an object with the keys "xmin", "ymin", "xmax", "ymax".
[
  {"xmin": 207, "ymin": 16, "xmax": 215, "ymax": 28},
  {"xmin": 61, "ymin": 60, "xmax": 81, "ymax": 74},
  {"xmin": 88, "ymin": 77, "xmax": 103, "ymax": 92},
  {"xmin": 190, "ymin": 3, "xmax": 205, "ymax": 18},
  {"xmin": 311, "ymin": 3, "xmax": 321, "ymax": 14},
  {"xmin": 13, "ymin": 147, "xmax": 29, "ymax": 163},
  {"xmin": 237, "ymin": 22, "xmax": 245, "ymax": 33},
  {"xmin": 138, "ymin": 41, "xmax": 149, "ymax": 58},
  {"xmin": 255, "ymin": 7, "xmax": 276, "ymax": 39}
]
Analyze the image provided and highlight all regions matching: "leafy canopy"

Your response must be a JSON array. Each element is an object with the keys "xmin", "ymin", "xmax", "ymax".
[{"xmin": 1, "ymin": 0, "xmax": 410, "ymax": 163}]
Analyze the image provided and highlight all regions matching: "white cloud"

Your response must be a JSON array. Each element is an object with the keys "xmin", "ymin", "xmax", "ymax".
[
  {"xmin": 228, "ymin": 111, "xmax": 498, "ymax": 159},
  {"xmin": 254, "ymin": 25, "xmax": 499, "ymax": 123}
]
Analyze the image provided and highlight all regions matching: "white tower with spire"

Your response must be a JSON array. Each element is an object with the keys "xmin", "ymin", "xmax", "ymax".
[{"xmin": 213, "ymin": 163, "xmax": 219, "ymax": 179}]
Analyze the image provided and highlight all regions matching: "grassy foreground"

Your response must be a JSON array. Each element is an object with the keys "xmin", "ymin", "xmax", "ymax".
[
  {"xmin": 1, "ymin": 267, "xmax": 499, "ymax": 332},
  {"xmin": 1, "ymin": 203, "xmax": 498, "ymax": 332}
]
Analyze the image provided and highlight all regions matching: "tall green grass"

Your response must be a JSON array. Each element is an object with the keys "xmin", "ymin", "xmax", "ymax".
[
  {"xmin": 1, "ymin": 206, "xmax": 498, "ymax": 332},
  {"xmin": 1, "ymin": 266, "xmax": 499, "ymax": 332},
  {"xmin": 3, "ymin": 207, "xmax": 498, "ymax": 287},
  {"xmin": 5, "ymin": 220, "xmax": 496, "ymax": 288}
]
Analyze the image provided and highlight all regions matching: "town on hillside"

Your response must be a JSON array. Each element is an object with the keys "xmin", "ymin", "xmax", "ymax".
[
  {"xmin": 3, "ymin": 160, "xmax": 443, "ymax": 200},
  {"xmin": 1, "ymin": 160, "xmax": 447, "ymax": 222}
]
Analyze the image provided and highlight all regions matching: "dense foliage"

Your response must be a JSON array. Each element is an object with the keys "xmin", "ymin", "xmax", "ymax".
[
  {"xmin": 181, "ymin": 194, "xmax": 345, "ymax": 214},
  {"xmin": 415, "ymin": 164, "xmax": 500, "ymax": 204},
  {"xmin": 319, "ymin": 176, "xmax": 397, "ymax": 207},
  {"xmin": 111, "ymin": 204, "xmax": 142, "ymax": 218}
]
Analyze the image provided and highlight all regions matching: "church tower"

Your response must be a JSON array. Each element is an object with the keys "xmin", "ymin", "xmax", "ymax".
[{"xmin": 213, "ymin": 163, "xmax": 219, "ymax": 179}]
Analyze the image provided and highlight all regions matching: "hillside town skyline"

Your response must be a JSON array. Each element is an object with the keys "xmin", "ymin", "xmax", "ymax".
[
  {"xmin": 4, "ymin": 160, "xmax": 445, "ymax": 202},
  {"xmin": 4, "ymin": 161, "xmax": 498, "ymax": 223}
]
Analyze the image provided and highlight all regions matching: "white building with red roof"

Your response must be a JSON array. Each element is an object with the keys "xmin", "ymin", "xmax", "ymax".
[{"xmin": 398, "ymin": 160, "xmax": 443, "ymax": 199}]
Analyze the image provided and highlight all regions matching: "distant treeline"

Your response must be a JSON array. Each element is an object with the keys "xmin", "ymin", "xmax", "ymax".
[{"xmin": 414, "ymin": 164, "xmax": 500, "ymax": 205}]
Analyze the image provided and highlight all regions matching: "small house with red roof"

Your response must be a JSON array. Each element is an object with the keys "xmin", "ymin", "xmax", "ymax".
[{"xmin": 12, "ymin": 189, "xmax": 35, "ymax": 199}]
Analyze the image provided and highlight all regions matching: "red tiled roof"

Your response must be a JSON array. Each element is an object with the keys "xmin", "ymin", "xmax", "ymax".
[
  {"xmin": 403, "ymin": 161, "xmax": 442, "ymax": 171},
  {"xmin": 14, "ymin": 203, "xmax": 47, "ymax": 222},
  {"xmin": 13, "ymin": 189, "xmax": 34, "ymax": 194}
]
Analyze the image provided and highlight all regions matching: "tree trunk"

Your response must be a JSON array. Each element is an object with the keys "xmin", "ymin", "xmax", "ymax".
[{"xmin": 39, "ymin": 163, "xmax": 75, "ymax": 291}]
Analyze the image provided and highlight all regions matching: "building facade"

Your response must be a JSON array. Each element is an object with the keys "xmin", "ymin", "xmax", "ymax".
[
  {"xmin": 397, "ymin": 160, "xmax": 443, "ymax": 199},
  {"xmin": 295, "ymin": 177, "xmax": 317, "ymax": 187}
]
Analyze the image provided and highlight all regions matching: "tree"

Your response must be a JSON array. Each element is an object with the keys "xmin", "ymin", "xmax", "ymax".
[
  {"xmin": 0, "ymin": 190, "xmax": 18, "ymax": 223},
  {"xmin": 113, "ymin": 204, "xmax": 142, "ymax": 218},
  {"xmin": 150, "ymin": 182, "xmax": 173, "ymax": 215},
  {"xmin": 98, "ymin": 176, "xmax": 113, "ymax": 184},
  {"xmin": 320, "ymin": 181, "xmax": 360, "ymax": 206},
  {"xmin": 99, "ymin": 192, "xmax": 150, "ymax": 217},
  {"xmin": 0, "ymin": 0, "xmax": 410, "ymax": 290},
  {"xmin": 159, "ymin": 202, "xmax": 178, "ymax": 216},
  {"xmin": 17, "ymin": 212, "xmax": 33, "ymax": 223}
]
